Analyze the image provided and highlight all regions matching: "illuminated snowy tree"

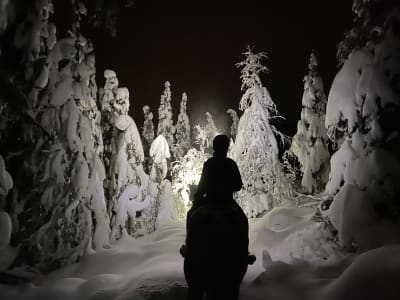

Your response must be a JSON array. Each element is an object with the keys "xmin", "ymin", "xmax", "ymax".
[
  {"xmin": 234, "ymin": 48, "xmax": 293, "ymax": 217},
  {"xmin": 157, "ymin": 81, "xmax": 175, "ymax": 149},
  {"xmin": 193, "ymin": 124, "xmax": 207, "ymax": 152},
  {"xmin": 142, "ymin": 105, "xmax": 155, "ymax": 173},
  {"xmin": 174, "ymin": 92, "xmax": 191, "ymax": 159},
  {"xmin": 140, "ymin": 135, "xmax": 177, "ymax": 232},
  {"xmin": 325, "ymin": 0, "xmax": 400, "ymax": 250},
  {"xmin": 204, "ymin": 111, "xmax": 218, "ymax": 153},
  {"xmin": 0, "ymin": 0, "xmax": 60, "ymax": 251},
  {"xmin": 142, "ymin": 105, "xmax": 155, "ymax": 154},
  {"xmin": 17, "ymin": 1, "xmax": 112, "ymax": 270},
  {"xmin": 289, "ymin": 52, "xmax": 330, "ymax": 194},
  {"xmin": 172, "ymin": 147, "xmax": 207, "ymax": 219},
  {"xmin": 227, "ymin": 108, "xmax": 239, "ymax": 141},
  {"xmin": 99, "ymin": 69, "xmax": 119, "ymax": 209},
  {"xmin": 108, "ymin": 87, "xmax": 151, "ymax": 240}
]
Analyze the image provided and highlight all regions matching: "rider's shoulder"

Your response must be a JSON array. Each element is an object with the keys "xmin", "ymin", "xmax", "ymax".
[{"xmin": 225, "ymin": 157, "xmax": 238, "ymax": 165}]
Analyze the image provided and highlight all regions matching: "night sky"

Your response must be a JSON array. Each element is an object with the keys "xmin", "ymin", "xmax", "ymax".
[{"xmin": 91, "ymin": 0, "xmax": 354, "ymax": 136}]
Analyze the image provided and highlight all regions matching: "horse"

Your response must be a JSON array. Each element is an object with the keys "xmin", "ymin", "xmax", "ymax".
[{"xmin": 183, "ymin": 201, "xmax": 250, "ymax": 300}]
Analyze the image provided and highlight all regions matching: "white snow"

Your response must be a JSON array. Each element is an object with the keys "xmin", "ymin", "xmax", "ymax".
[
  {"xmin": 1, "ymin": 206, "xmax": 399, "ymax": 300},
  {"xmin": 155, "ymin": 180, "xmax": 177, "ymax": 229}
]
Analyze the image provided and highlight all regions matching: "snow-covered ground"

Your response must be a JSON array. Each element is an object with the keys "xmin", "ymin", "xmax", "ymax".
[{"xmin": 1, "ymin": 206, "xmax": 399, "ymax": 300}]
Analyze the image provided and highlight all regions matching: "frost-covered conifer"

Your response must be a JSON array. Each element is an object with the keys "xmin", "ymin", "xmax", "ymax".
[
  {"xmin": 234, "ymin": 48, "xmax": 293, "ymax": 217},
  {"xmin": 193, "ymin": 124, "xmax": 207, "ymax": 152},
  {"xmin": 141, "ymin": 135, "xmax": 177, "ymax": 231},
  {"xmin": 142, "ymin": 105, "xmax": 155, "ymax": 173},
  {"xmin": 227, "ymin": 108, "xmax": 239, "ymax": 141},
  {"xmin": 204, "ymin": 112, "xmax": 218, "ymax": 153},
  {"xmin": 325, "ymin": 1, "xmax": 400, "ymax": 250},
  {"xmin": 173, "ymin": 92, "xmax": 191, "ymax": 159},
  {"xmin": 1, "ymin": 0, "xmax": 59, "ymax": 246},
  {"xmin": 108, "ymin": 87, "xmax": 151, "ymax": 240},
  {"xmin": 13, "ymin": 1, "xmax": 111, "ymax": 270},
  {"xmin": 289, "ymin": 52, "xmax": 330, "ymax": 194},
  {"xmin": 99, "ymin": 69, "xmax": 119, "ymax": 212},
  {"xmin": 142, "ymin": 105, "xmax": 155, "ymax": 153},
  {"xmin": 157, "ymin": 81, "xmax": 175, "ymax": 149}
]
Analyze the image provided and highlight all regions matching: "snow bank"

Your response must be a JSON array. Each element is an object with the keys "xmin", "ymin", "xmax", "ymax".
[{"xmin": 244, "ymin": 245, "xmax": 400, "ymax": 300}]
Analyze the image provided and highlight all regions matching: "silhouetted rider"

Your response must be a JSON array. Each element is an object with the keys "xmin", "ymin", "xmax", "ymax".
[
  {"xmin": 182, "ymin": 134, "xmax": 255, "ymax": 300},
  {"xmin": 193, "ymin": 134, "xmax": 242, "ymax": 208}
]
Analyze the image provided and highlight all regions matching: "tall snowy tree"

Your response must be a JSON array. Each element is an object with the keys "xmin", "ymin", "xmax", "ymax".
[
  {"xmin": 157, "ymin": 81, "xmax": 175, "ymax": 149},
  {"xmin": 0, "ymin": 1, "xmax": 111, "ymax": 271},
  {"xmin": 140, "ymin": 135, "xmax": 177, "ymax": 233},
  {"xmin": 325, "ymin": 0, "xmax": 400, "ymax": 250},
  {"xmin": 99, "ymin": 69, "xmax": 119, "ymax": 212},
  {"xmin": 108, "ymin": 87, "xmax": 151, "ymax": 240},
  {"xmin": 142, "ymin": 105, "xmax": 155, "ymax": 154},
  {"xmin": 234, "ymin": 48, "xmax": 293, "ymax": 218},
  {"xmin": 173, "ymin": 92, "xmax": 191, "ymax": 159},
  {"xmin": 142, "ymin": 105, "xmax": 154, "ymax": 173},
  {"xmin": 288, "ymin": 52, "xmax": 330, "ymax": 194},
  {"xmin": 227, "ymin": 108, "xmax": 239, "ymax": 141},
  {"xmin": 204, "ymin": 111, "xmax": 218, "ymax": 154},
  {"xmin": 0, "ymin": 0, "xmax": 60, "ymax": 250},
  {"xmin": 0, "ymin": 0, "xmax": 138, "ymax": 271}
]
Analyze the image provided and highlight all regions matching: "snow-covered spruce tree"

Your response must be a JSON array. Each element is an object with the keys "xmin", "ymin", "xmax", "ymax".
[
  {"xmin": 0, "ymin": 0, "xmax": 63, "ymax": 254},
  {"xmin": 142, "ymin": 105, "xmax": 155, "ymax": 173},
  {"xmin": 108, "ymin": 87, "xmax": 151, "ymax": 240},
  {"xmin": 173, "ymin": 92, "xmax": 191, "ymax": 159},
  {"xmin": 288, "ymin": 52, "xmax": 330, "ymax": 194},
  {"xmin": 325, "ymin": 0, "xmax": 400, "ymax": 250},
  {"xmin": 234, "ymin": 48, "xmax": 294, "ymax": 218},
  {"xmin": 99, "ymin": 69, "xmax": 120, "ymax": 215},
  {"xmin": 157, "ymin": 81, "xmax": 175, "ymax": 149},
  {"xmin": 204, "ymin": 112, "xmax": 219, "ymax": 154},
  {"xmin": 16, "ymin": 1, "xmax": 111, "ymax": 270},
  {"xmin": 227, "ymin": 108, "xmax": 239, "ymax": 141},
  {"xmin": 142, "ymin": 105, "xmax": 155, "ymax": 153},
  {"xmin": 141, "ymin": 135, "xmax": 177, "ymax": 232},
  {"xmin": 100, "ymin": 71, "xmax": 118, "ymax": 170}
]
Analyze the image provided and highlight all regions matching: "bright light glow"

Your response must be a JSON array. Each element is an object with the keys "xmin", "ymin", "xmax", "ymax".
[{"xmin": 172, "ymin": 148, "xmax": 207, "ymax": 219}]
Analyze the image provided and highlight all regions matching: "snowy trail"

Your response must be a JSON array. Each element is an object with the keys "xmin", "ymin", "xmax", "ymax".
[
  {"xmin": 0, "ymin": 207, "xmax": 315, "ymax": 299},
  {"xmin": 1, "ymin": 207, "xmax": 400, "ymax": 300}
]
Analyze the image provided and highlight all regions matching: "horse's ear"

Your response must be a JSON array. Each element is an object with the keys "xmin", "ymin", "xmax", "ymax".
[{"xmin": 262, "ymin": 250, "xmax": 272, "ymax": 270}]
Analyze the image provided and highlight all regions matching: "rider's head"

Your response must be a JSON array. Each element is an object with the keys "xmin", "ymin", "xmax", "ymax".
[{"xmin": 213, "ymin": 134, "xmax": 230, "ymax": 157}]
